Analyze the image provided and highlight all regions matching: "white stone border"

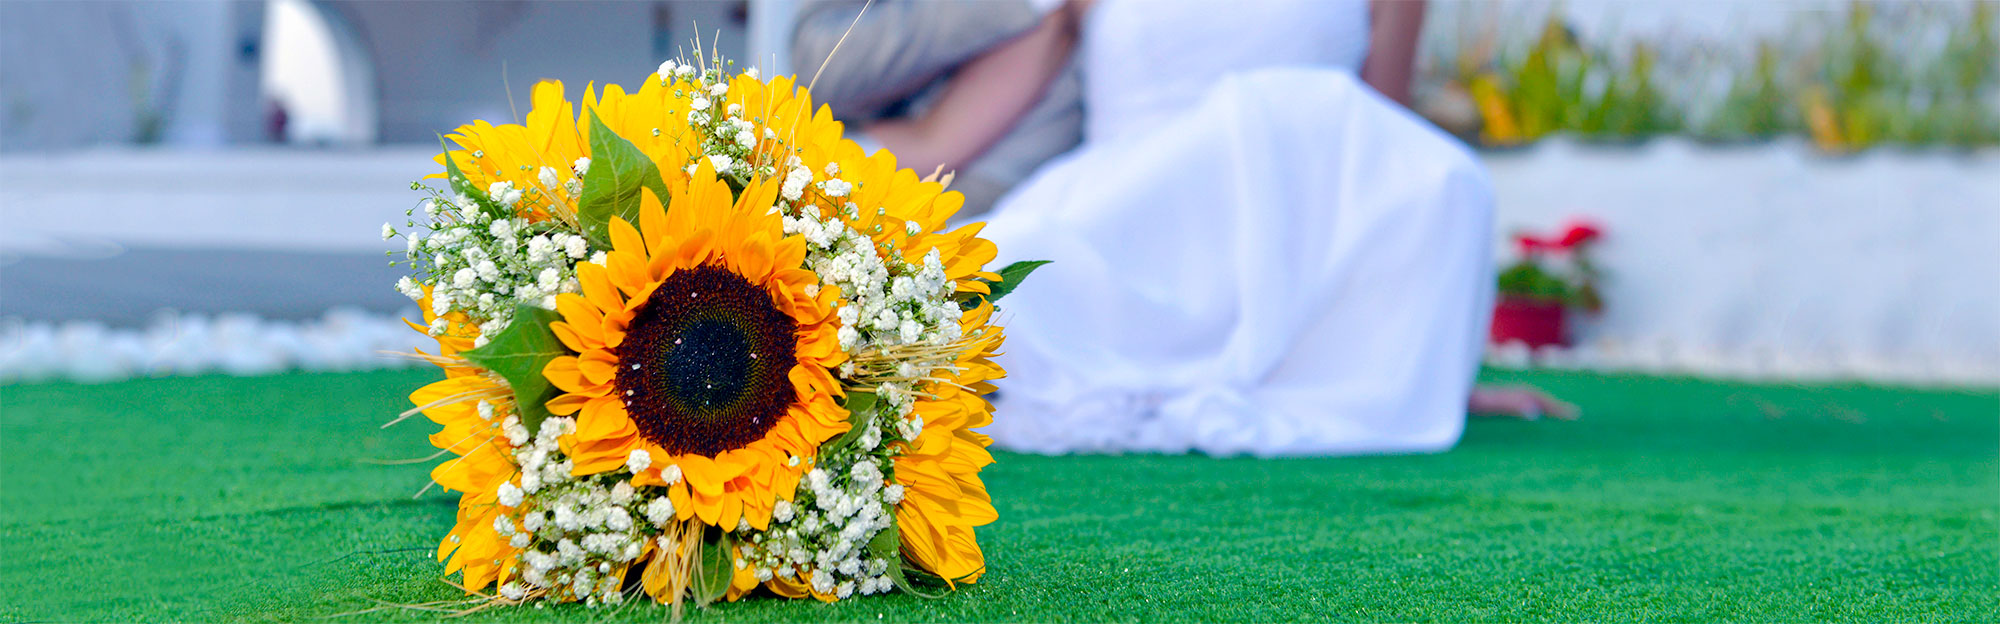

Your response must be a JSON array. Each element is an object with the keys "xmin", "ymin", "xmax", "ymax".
[
  {"xmin": 6, "ymin": 307, "xmax": 1994, "ymax": 387},
  {"xmin": 0, "ymin": 308, "xmax": 429, "ymax": 384},
  {"xmin": 1486, "ymin": 339, "xmax": 2000, "ymax": 388}
]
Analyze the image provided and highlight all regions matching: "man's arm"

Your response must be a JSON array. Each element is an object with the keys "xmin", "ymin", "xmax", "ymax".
[
  {"xmin": 863, "ymin": 6, "xmax": 1078, "ymax": 178},
  {"xmin": 1361, "ymin": 0, "xmax": 1425, "ymax": 107},
  {"xmin": 790, "ymin": 0, "xmax": 1045, "ymax": 116}
]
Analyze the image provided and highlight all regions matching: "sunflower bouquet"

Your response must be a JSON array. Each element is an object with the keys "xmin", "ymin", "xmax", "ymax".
[{"xmin": 384, "ymin": 52, "xmax": 1038, "ymax": 610}]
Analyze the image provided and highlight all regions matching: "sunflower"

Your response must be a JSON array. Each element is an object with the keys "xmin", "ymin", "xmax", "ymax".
[
  {"xmin": 735, "ymin": 106, "xmax": 1007, "ymax": 587},
  {"xmin": 405, "ymin": 297, "xmax": 522, "ymax": 593},
  {"xmin": 431, "ymin": 72, "xmax": 843, "ymax": 226},
  {"xmin": 889, "ymin": 300, "xmax": 1005, "ymax": 583},
  {"xmin": 778, "ymin": 139, "xmax": 1008, "ymax": 588},
  {"xmin": 540, "ymin": 164, "xmax": 847, "ymax": 535},
  {"xmin": 401, "ymin": 57, "xmax": 1028, "ymax": 605}
]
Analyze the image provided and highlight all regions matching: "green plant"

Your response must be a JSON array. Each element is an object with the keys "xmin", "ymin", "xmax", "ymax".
[
  {"xmin": 1484, "ymin": 18, "xmax": 1683, "ymax": 143},
  {"xmin": 1498, "ymin": 221, "xmax": 1603, "ymax": 310},
  {"xmin": 1497, "ymin": 261, "xmax": 1573, "ymax": 303},
  {"xmin": 1437, "ymin": 2, "xmax": 2000, "ymax": 151},
  {"xmin": 1705, "ymin": 43, "xmax": 1797, "ymax": 140}
]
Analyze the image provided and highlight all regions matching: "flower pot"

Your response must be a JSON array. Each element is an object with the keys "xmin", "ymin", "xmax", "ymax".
[{"xmin": 1490, "ymin": 297, "xmax": 1568, "ymax": 349}]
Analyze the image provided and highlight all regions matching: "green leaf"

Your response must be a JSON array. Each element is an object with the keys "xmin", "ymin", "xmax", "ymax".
[
  {"xmin": 901, "ymin": 566, "xmax": 949, "ymax": 586},
  {"xmin": 820, "ymin": 392, "xmax": 878, "ymax": 456},
  {"xmin": 576, "ymin": 111, "xmax": 669, "ymax": 249},
  {"xmin": 692, "ymin": 530, "xmax": 737, "ymax": 607},
  {"xmin": 959, "ymin": 260, "xmax": 1051, "ymax": 309},
  {"xmin": 986, "ymin": 260, "xmax": 1050, "ymax": 302},
  {"xmin": 458, "ymin": 304, "xmax": 567, "ymax": 434},
  {"xmin": 866, "ymin": 517, "xmax": 942, "ymax": 598},
  {"xmin": 437, "ymin": 135, "xmax": 473, "ymax": 195},
  {"xmin": 436, "ymin": 135, "xmax": 502, "ymax": 218}
]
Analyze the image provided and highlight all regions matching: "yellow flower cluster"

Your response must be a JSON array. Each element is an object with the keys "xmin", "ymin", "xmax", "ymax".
[{"xmin": 401, "ymin": 59, "xmax": 1009, "ymax": 607}]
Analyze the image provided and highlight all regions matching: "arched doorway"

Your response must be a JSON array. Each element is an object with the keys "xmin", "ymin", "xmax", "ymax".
[{"xmin": 259, "ymin": 0, "xmax": 376, "ymax": 145}]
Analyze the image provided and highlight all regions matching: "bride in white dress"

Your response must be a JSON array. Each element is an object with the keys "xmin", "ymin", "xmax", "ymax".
[
  {"xmin": 977, "ymin": 0, "xmax": 1495, "ymax": 456},
  {"xmin": 863, "ymin": 0, "xmax": 1498, "ymax": 456}
]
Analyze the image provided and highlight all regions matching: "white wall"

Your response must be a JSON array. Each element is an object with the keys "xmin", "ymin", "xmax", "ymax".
[
  {"xmin": 0, "ymin": 147, "xmax": 429, "ymax": 257},
  {"xmin": 0, "ymin": 0, "xmax": 267, "ymax": 152},
  {"xmin": 1485, "ymin": 138, "xmax": 2000, "ymax": 385}
]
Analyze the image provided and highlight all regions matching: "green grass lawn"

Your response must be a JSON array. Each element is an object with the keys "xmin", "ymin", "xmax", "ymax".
[{"xmin": 2, "ymin": 368, "xmax": 1994, "ymax": 622}]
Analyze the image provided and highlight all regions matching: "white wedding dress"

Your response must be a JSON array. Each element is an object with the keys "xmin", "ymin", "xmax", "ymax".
[{"xmin": 978, "ymin": 0, "xmax": 1495, "ymax": 456}]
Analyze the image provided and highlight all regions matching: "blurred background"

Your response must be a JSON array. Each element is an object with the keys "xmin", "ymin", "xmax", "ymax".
[{"xmin": 1, "ymin": 0, "xmax": 1995, "ymax": 387}]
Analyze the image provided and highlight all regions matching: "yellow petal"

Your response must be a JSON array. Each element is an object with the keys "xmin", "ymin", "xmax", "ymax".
[
  {"xmin": 610, "ymin": 216, "xmax": 645, "ymax": 259},
  {"xmin": 576, "ymin": 263, "xmax": 621, "ymax": 311}
]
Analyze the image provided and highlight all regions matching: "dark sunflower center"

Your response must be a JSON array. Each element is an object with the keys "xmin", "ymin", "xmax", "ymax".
[{"xmin": 614, "ymin": 264, "xmax": 798, "ymax": 457}]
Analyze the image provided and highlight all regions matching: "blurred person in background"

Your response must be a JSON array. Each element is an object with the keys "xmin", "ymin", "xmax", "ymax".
[
  {"xmin": 791, "ymin": 0, "xmax": 1087, "ymax": 218},
  {"xmin": 796, "ymin": 0, "xmax": 1569, "ymax": 457}
]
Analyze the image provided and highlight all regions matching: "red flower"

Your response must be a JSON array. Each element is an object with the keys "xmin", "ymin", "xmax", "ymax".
[
  {"xmin": 1513, "ymin": 233, "xmax": 1551, "ymax": 256},
  {"xmin": 1554, "ymin": 220, "xmax": 1602, "ymax": 249}
]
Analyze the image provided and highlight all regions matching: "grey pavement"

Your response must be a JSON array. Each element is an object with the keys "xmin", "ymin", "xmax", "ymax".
[{"xmin": 1, "ymin": 247, "xmax": 414, "ymax": 326}]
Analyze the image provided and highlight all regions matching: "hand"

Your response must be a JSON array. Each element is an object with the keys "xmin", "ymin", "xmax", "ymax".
[{"xmin": 1468, "ymin": 385, "xmax": 1579, "ymax": 420}]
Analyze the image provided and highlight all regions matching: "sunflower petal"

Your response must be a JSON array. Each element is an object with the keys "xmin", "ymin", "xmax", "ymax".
[
  {"xmin": 607, "ymin": 250, "xmax": 650, "ymax": 297},
  {"xmin": 579, "ymin": 348, "xmax": 619, "ymax": 385},
  {"xmin": 549, "ymin": 321, "xmax": 595, "ymax": 353},
  {"xmin": 546, "ymin": 392, "xmax": 590, "ymax": 416},
  {"xmin": 610, "ymin": 216, "xmax": 645, "ymax": 257},
  {"xmin": 555, "ymin": 294, "xmax": 605, "ymax": 341},
  {"xmin": 639, "ymin": 188, "xmax": 670, "ymax": 257},
  {"xmin": 542, "ymin": 355, "xmax": 597, "ymax": 395},
  {"xmin": 576, "ymin": 262, "xmax": 621, "ymax": 311}
]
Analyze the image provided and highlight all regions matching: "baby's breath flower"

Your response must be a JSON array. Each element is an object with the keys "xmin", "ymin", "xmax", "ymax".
[
  {"xmin": 645, "ymin": 496, "xmax": 676, "ymax": 526},
  {"xmin": 396, "ymin": 276, "xmax": 422, "ymax": 300},
  {"xmin": 498, "ymin": 481, "xmax": 524, "ymax": 507},
  {"xmin": 487, "ymin": 181, "xmax": 523, "ymax": 207}
]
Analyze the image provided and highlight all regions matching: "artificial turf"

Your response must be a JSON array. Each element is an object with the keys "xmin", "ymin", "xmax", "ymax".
[{"xmin": 2, "ymin": 368, "xmax": 1994, "ymax": 622}]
